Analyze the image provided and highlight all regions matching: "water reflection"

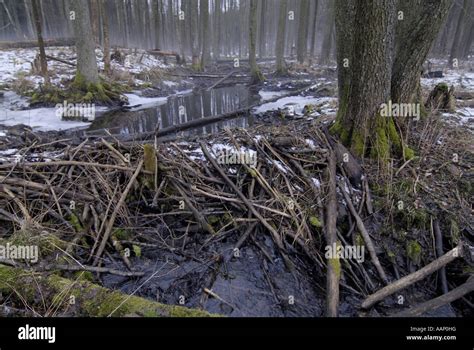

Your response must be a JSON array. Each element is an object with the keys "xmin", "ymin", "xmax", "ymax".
[{"xmin": 88, "ymin": 85, "xmax": 258, "ymax": 136}]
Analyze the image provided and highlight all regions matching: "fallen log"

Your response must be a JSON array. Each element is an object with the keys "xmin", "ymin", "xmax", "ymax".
[
  {"xmin": 392, "ymin": 276, "xmax": 474, "ymax": 317},
  {"xmin": 0, "ymin": 38, "xmax": 75, "ymax": 49},
  {"xmin": 361, "ymin": 242, "xmax": 465, "ymax": 309},
  {"xmin": 0, "ymin": 264, "xmax": 215, "ymax": 317}
]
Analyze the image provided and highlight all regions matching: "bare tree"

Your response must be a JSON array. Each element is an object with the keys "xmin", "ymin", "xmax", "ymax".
[
  {"xmin": 71, "ymin": 0, "xmax": 99, "ymax": 86},
  {"xmin": 249, "ymin": 0, "xmax": 263, "ymax": 83},
  {"xmin": 275, "ymin": 0, "xmax": 288, "ymax": 75},
  {"xmin": 31, "ymin": 0, "xmax": 49, "ymax": 85}
]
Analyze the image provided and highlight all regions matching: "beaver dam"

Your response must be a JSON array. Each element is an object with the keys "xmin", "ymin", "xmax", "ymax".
[{"xmin": 0, "ymin": 105, "xmax": 472, "ymax": 317}]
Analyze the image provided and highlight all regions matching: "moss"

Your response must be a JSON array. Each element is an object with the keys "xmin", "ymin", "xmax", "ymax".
[
  {"xmin": 112, "ymin": 228, "xmax": 131, "ymax": 241},
  {"xmin": 328, "ymin": 258, "xmax": 341, "ymax": 279},
  {"xmin": 403, "ymin": 146, "xmax": 415, "ymax": 160},
  {"xmin": 351, "ymin": 130, "xmax": 366, "ymax": 157},
  {"xmin": 355, "ymin": 233, "xmax": 365, "ymax": 248},
  {"xmin": 309, "ymin": 216, "xmax": 322, "ymax": 228},
  {"xmin": 407, "ymin": 240, "xmax": 422, "ymax": 265},
  {"xmin": 450, "ymin": 219, "xmax": 460, "ymax": 245},
  {"xmin": 207, "ymin": 216, "xmax": 220, "ymax": 226},
  {"xmin": 132, "ymin": 245, "xmax": 141, "ymax": 258},
  {"xmin": 74, "ymin": 271, "xmax": 95, "ymax": 282},
  {"xmin": 69, "ymin": 213, "xmax": 83, "ymax": 232}
]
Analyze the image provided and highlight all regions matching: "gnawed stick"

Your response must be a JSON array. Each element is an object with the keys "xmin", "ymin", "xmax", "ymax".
[
  {"xmin": 339, "ymin": 183, "xmax": 388, "ymax": 283},
  {"xmin": 200, "ymin": 142, "xmax": 294, "ymax": 272},
  {"xmin": 325, "ymin": 151, "xmax": 340, "ymax": 317},
  {"xmin": 93, "ymin": 160, "xmax": 143, "ymax": 266},
  {"xmin": 392, "ymin": 276, "xmax": 474, "ymax": 317},
  {"xmin": 362, "ymin": 242, "xmax": 464, "ymax": 309}
]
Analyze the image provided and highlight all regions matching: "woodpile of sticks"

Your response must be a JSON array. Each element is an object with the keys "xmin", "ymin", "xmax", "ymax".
[{"xmin": 0, "ymin": 120, "xmax": 471, "ymax": 317}]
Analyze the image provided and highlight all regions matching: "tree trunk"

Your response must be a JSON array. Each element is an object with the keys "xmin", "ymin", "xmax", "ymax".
[
  {"xmin": 249, "ymin": 0, "xmax": 263, "ymax": 83},
  {"xmin": 309, "ymin": 0, "xmax": 319, "ymax": 59},
  {"xmin": 449, "ymin": 0, "xmax": 469, "ymax": 67},
  {"xmin": 275, "ymin": 0, "xmax": 288, "ymax": 75},
  {"xmin": 71, "ymin": 0, "xmax": 99, "ymax": 86},
  {"xmin": 319, "ymin": 2, "xmax": 335, "ymax": 65},
  {"xmin": 31, "ymin": 0, "xmax": 49, "ymax": 85},
  {"xmin": 258, "ymin": 0, "xmax": 267, "ymax": 58},
  {"xmin": 332, "ymin": 0, "xmax": 397, "ymax": 161},
  {"xmin": 296, "ymin": 0, "xmax": 310, "ymax": 64},
  {"xmin": 200, "ymin": 0, "xmax": 210, "ymax": 70},
  {"xmin": 100, "ymin": 0, "xmax": 110, "ymax": 75},
  {"xmin": 391, "ymin": 0, "xmax": 452, "ymax": 105}
]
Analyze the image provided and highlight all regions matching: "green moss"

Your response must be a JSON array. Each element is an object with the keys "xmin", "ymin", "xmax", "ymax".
[
  {"xmin": 407, "ymin": 240, "xmax": 422, "ymax": 265},
  {"xmin": 450, "ymin": 219, "xmax": 460, "ymax": 245},
  {"xmin": 309, "ymin": 216, "xmax": 322, "ymax": 228},
  {"xmin": 112, "ymin": 228, "xmax": 131, "ymax": 241},
  {"xmin": 328, "ymin": 258, "xmax": 341, "ymax": 279},
  {"xmin": 207, "ymin": 216, "xmax": 220, "ymax": 226},
  {"xmin": 351, "ymin": 130, "xmax": 365, "ymax": 157},
  {"xmin": 69, "ymin": 213, "xmax": 83, "ymax": 232},
  {"xmin": 74, "ymin": 271, "xmax": 95, "ymax": 282},
  {"xmin": 132, "ymin": 245, "xmax": 141, "ymax": 258},
  {"xmin": 403, "ymin": 146, "xmax": 415, "ymax": 160}
]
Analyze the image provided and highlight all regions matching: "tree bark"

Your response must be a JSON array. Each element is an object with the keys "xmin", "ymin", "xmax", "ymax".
[
  {"xmin": 275, "ymin": 0, "xmax": 288, "ymax": 75},
  {"xmin": 333, "ymin": 0, "xmax": 399, "ymax": 161},
  {"xmin": 249, "ymin": 0, "xmax": 263, "ymax": 83},
  {"xmin": 71, "ymin": 0, "xmax": 99, "ymax": 86},
  {"xmin": 31, "ymin": 0, "xmax": 49, "ymax": 85},
  {"xmin": 392, "ymin": 0, "xmax": 453, "ymax": 105},
  {"xmin": 296, "ymin": 0, "xmax": 310, "ymax": 64}
]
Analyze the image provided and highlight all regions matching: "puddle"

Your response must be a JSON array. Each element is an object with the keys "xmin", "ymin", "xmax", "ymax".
[{"xmin": 87, "ymin": 85, "xmax": 260, "ymax": 136}]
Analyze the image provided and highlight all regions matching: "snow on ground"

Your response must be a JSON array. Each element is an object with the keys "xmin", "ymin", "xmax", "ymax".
[
  {"xmin": 258, "ymin": 90, "xmax": 290, "ymax": 101},
  {"xmin": 0, "ymin": 107, "xmax": 91, "ymax": 131},
  {"xmin": 253, "ymin": 96, "xmax": 336, "ymax": 115},
  {"xmin": 421, "ymin": 70, "xmax": 474, "ymax": 90},
  {"xmin": 0, "ymin": 46, "xmax": 171, "ymax": 90},
  {"xmin": 0, "ymin": 91, "xmax": 108, "ymax": 131}
]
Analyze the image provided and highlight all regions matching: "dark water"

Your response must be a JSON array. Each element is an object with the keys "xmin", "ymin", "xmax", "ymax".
[{"xmin": 88, "ymin": 85, "xmax": 259, "ymax": 136}]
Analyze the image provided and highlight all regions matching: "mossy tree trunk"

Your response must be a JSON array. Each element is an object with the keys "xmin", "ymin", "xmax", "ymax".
[
  {"xmin": 249, "ymin": 0, "xmax": 263, "ymax": 83},
  {"xmin": 275, "ymin": 0, "xmax": 288, "ymax": 75},
  {"xmin": 71, "ymin": 0, "xmax": 99, "ymax": 87},
  {"xmin": 332, "ymin": 0, "xmax": 398, "ymax": 161},
  {"xmin": 333, "ymin": 0, "xmax": 451, "ymax": 162},
  {"xmin": 391, "ymin": 0, "xmax": 452, "ymax": 106},
  {"xmin": 0, "ymin": 264, "xmax": 215, "ymax": 317}
]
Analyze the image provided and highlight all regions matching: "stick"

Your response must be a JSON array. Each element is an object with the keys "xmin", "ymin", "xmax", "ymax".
[
  {"xmin": 93, "ymin": 160, "xmax": 143, "ymax": 265},
  {"xmin": 325, "ymin": 151, "xmax": 340, "ymax": 317},
  {"xmin": 361, "ymin": 243, "xmax": 464, "ymax": 309},
  {"xmin": 339, "ymin": 183, "xmax": 388, "ymax": 283},
  {"xmin": 45, "ymin": 55, "xmax": 76, "ymax": 67},
  {"xmin": 206, "ymin": 70, "xmax": 235, "ymax": 91},
  {"xmin": 392, "ymin": 276, "xmax": 474, "ymax": 317},
  {"xmin": 433, "ymin": 219, "xmax": 449, "ymax": 294},
  {"xmin": 200, "ymin": 142, "xmax": 294, "ymax": 271}
]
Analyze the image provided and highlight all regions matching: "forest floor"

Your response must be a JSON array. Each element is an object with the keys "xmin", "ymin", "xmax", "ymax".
[{"xmin": 0, "ymin": 47, "xmax": 473, "ymax": 317}]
